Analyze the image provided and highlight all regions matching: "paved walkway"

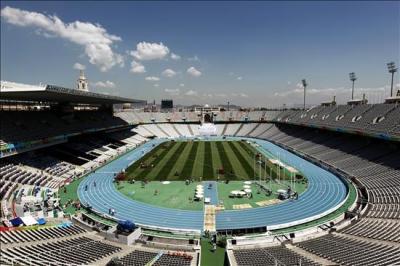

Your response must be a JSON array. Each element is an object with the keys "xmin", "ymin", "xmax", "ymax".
[
  {"xmin": 203, "ymin": 181, "xmax": 219, "ymax": 205},
  {"xmin": 204, "ymin": 205, "xmax": 216, "ymax": 232}
]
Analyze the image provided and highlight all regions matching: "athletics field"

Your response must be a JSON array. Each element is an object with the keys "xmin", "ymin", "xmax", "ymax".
[{"xmin": 125, "ymin": 140, "xmax": 282, "ymax": 181}]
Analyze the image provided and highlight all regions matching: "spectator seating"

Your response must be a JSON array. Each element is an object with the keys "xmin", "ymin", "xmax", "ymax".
[
  {"xmin": 0, "ymin": 111, "xmax": 128, "ymax": 144},
  {"xmin": 153, "ymin": 253, "xmax": 193, "ymax": 266},
  {"xmin": 233, "ymin": 246, "xmax": 320, "ymax": 266},
  {"xmin": 113, "ymin": 250, "xmax": 158, "ymax": 266},
  {"xmin": 340, "ymin": 219, "xmax": 400, "ymax": 243},
  {"xmin": 0, "ymin": 236, "xmax": 121, "ymax": 266},
  {"xmin": 296, "ymin": 234, "xmax": 400, "ymax": 266},
  {"xmin": 272, "ymin": 103, "xmax": 400, "ymax": 137},
  {"xmin": 0, "ymin": 225, "xmax": 86, "ymax": 245}
]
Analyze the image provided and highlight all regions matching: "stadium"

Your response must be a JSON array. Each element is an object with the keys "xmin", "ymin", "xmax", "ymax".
[
  {"xmin": 1, "ymin": 2, "xmax": 400, "ymax": 266},
  {"xmin": 1, "ymin": 70, "xmax": 400, "ymax": 265}
]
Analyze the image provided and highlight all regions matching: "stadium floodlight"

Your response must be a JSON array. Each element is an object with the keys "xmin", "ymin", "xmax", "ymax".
[
  {"xmin": 301, "ymin": 79, "xmax": 307, "ymax": 110},
  {"xmin": 349, "ymin": 72, "xmax": 357, "ymax": 100},
  {"xmin": 387, "ymin": 62, "xmax": 397, "ymax": 97}
]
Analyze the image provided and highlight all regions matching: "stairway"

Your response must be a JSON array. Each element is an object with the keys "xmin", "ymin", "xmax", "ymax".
[{"xmin": 204, "ymin": 205, "xmax": 216, "ymax": 232}]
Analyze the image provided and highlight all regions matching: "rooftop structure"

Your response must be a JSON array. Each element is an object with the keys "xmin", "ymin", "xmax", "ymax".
[{"xmin": 0, "ymin": 81, "xmax": 144, "ymax": 105}]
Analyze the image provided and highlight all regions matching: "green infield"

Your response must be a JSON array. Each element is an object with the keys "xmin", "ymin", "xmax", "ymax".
[
  {"xmin": 125, "ymin": 140, "xmax": 300, "ymax": 181},
  {"xmin": 116, "ymin": 181, "xmax": 204, "ymax": 211},
  {"xmin": 116, "ymin": 179, "xmax": 307, "ymax": 211}
]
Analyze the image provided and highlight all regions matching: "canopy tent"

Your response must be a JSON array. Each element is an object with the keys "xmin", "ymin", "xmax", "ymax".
[
  {"xmin": 243, "ymin": 185, "xmax": 251, "ymax": 189},
  {"xmin": 230, "ymin": 190, "xmax": 247, "ymax": 197},
  {"xmin": 37, "ymin": 218, "xmax": 46, "ymax": 225},
  {"xmin": 243, "ymin": 181, "xmax": 252, "ymax": 185},
  {"xmin": 21, "ymin": 216, "xmax": 38, "ymax": 226},
  {"xmin": 10, "ymin": 217, "xmax": 23, "ymax": 227}
]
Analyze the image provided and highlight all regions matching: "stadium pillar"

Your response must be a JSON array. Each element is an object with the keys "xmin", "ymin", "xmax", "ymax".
[
  {"xmin": 302, "ymin": 79, "xmax": 307, "ymax": 110},
  {"xmin": 387, "ymin": 62, "xmax": 397, "ymax": 97},
  {"xmin": 390, "ymin": 71, "xmax": 395, "ymax": 97},
  {"xmin": 349, "ymin": 72, "xmax": 357, "ymax": 100}
]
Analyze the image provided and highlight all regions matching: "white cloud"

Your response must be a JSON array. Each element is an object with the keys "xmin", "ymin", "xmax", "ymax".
[
  {"xmin": 187, "ymin": 66, "xmax": 202, "ymax": 77},
  {"xmin": 188, "ymin": 55, "xmax": 200, "ymax": 62},
  {"xmin": 164, "ymin": 88, "xmax": 180, "ymax": 96},
  {"xmin": 73, "ymin": 63, "xmax": 86, "ymax": 70},
  {"xmin": 203, "ymin": 93, "xmax": 213, "ymax": 98},
  {"xmin": 171, "ymin": 53, "xmax": 181, "ymax": 60},
  {"xmin": 1, "ymin": 6, "xmax": 124, "ymax": 72},
  {"xmin": 162, "ymin": 68, "xmax": 177, "ymax": 78},
  {"xmin": 185, "ymin": 90, "xmax": 198, "ymax": 96},
  {"xmin": 130, "ymin": 60, "xmax": 146, "ymax": 73},
  {"xmin": 237, "ymin": 76, "xmax": 243, "ymax": 80},
  {"xmin": 154, "ymin": 83, "xmax": 160, "ymax": 87},
  {"xmin": 232, "ymin": 92, "xmax": 249, "ymax": 98},
  {"xmin": 145, "ymin": 76, "xmax": 160, "ymax": 81},
  {"xmin": 179, "ymin": 83, "xmax": 185, "ymax": 87},
  {"xmin": 93, "ymin": 80, "xmax": 115, "ymax": 88},
  {"xmin": 130, "ymin": 42, "xmax": 169, "ymax": 61}
]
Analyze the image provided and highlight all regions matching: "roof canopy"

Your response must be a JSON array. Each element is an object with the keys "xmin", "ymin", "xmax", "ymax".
[{"xmin": 1, "ymin": 81, "xmax": 144, "ymax": 105}]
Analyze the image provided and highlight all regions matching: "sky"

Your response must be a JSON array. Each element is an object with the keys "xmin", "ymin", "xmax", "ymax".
[{"xmin": 1, "ymin": 1, "xmax": 399, "ymax": 108}]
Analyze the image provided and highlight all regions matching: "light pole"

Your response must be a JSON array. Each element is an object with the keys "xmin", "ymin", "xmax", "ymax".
[
  {"xmin": 302, "ymin": 79, "xmax": 307, "ymax": 110},
  {"xmin": 349, "ymin": 72, "xmax": 357, "ymax": 100},
  {"xmin": 387, "ymin": 62, "xmax": 397, "ymax": 97}
]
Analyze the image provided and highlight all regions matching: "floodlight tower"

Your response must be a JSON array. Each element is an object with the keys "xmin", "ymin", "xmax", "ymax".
[
  {"xmin": 349, "ymin": 72, "xmax": 357, "ymax": 100},
  {"xmin": 387, "ymin": 62, "xmax": 397, "ymax": 97},
  {"xmin": 302, "ymin": 79, "xmax": 307, "ymax": 110}
]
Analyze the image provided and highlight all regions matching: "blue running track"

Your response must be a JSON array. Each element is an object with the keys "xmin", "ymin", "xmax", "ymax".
[{"xmin": 78, "ymin": 137, "xmax": 348, "ymax": 231}]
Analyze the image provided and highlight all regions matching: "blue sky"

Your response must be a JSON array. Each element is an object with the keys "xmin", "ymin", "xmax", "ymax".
[{"xmin": 1, "ymin": 1, "xmax": 399, "ymax": 107}]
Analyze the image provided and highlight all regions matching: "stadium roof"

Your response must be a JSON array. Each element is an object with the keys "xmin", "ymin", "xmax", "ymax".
[{"xmin": 0, "ymin": 81, "xmax": 144, "ymax": 104}]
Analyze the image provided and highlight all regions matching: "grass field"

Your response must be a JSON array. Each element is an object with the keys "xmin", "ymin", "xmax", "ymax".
[
  {"xmin": 116, "ymin": 180, "xmax": 307, "ymax": 210},
  {"xmin": 116, "ymin": 181, "xmax": 204, "ymax": 210},
  {"xmin": 125, "ymin": 140, "xmax": 290, "ymax": 181},
  {"xmin": 59, "ymin": 177, "xmax": 83, "ymax": 214},
  {"xmin": 201, "ymin": 237, "xmax": 226, "ymax": 266}
]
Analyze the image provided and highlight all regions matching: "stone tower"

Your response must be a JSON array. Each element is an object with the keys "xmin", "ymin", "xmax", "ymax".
[{"xmin": 77, "ymin": 70, "xmax": 88, "ymax": 91}]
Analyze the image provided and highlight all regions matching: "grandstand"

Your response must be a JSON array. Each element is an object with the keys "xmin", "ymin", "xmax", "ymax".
[{"xmin": 1, "ymin": 78, "xmax": 400, "ymax": 266}]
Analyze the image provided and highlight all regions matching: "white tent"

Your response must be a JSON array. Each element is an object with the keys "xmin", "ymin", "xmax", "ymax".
[{"xmin": 21, "ymin": 216, "xmax": 38, "ymax": 226}]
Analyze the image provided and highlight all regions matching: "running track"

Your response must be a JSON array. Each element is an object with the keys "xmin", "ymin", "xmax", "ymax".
[{"xmin": 78, "ymin": 137, "xmax": 348, "ymax": 231}]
